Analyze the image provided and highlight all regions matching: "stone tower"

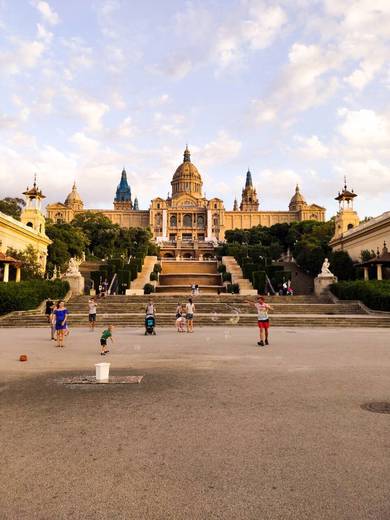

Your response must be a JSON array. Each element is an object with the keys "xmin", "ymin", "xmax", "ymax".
[
  {"xmin": 333, "ymin": 178, "xmax": 360, "ymax": 239},
  {"xmin": 65, "ymin": 182, "xmax": 84, "ymax": 211},
  {"xmin": 20, "ymin": 175, "xmax": 47, "ymax": 235},
  {"xmin": 114, "ymin": 168, "xmax": 132, "ymax": 210},
  {"xmin": 240, "ymin": 169, "xmax": 259, "ymax": 211}
]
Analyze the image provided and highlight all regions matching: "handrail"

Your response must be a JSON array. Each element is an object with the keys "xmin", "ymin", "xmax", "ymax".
[{"xmin": 108, "ymin": 273, "xmax": 117, "ymax": 295}]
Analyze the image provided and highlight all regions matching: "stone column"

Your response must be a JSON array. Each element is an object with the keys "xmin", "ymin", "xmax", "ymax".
[
  {"xmin": 16, "ymin": 267, "xmax": 21, "ymax": 282},
  {"xmin": 3, "ymin": 263, "xmax": 9, "ymax": 283},
  {"xmin": 162, "ymin": 209, "xmax": 167, "ymax": 240},
  {"xmin": 376, "ymin": 263, "xmax": 383, "ymax": 281},
  {"xmin": 363, "ymin": 266, "xmax": 369, "ymax": 281},
  {"xmin": 206, "ymin": 209, "xmax": 212, "ymax": 240}
]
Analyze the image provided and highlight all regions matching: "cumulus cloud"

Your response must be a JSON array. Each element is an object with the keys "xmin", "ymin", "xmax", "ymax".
[
  {"xmin": 63, "ymin": 88, "xmax": 110, "ymax": 132},
  {"xmin": 31, "ymin": 0, "xmax": 59, "ymax": 25},
  {"xmin": 294, "ymin": 135, "xmax": 329, "ymax": 159}
]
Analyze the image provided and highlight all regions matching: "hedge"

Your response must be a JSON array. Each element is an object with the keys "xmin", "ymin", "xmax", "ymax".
[
  {"xmin": 0, "ymin": 279, "xmax": 70, "ymax": 315},
  {"xmin": 252, "ymin": 271, "xmax": 266, "ymax": 293},
  {"xmin": 331, "ymin": 280, "xmax": 390, "ymax": 312}
]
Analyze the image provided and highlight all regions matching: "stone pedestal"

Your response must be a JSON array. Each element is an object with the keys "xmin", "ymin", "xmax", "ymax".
[
  {"xmin": 314, "ymin": 274, "xmax": 337, "ymax": 297},
  {"xmin": 63, "ymin": 274, "xmax": 85, "ymax": 295}
]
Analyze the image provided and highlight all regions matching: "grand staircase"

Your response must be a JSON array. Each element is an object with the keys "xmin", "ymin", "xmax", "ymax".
[
  {"xmin": 156, "ymin": 260, "xmax": 224, "ymax": 293},
  {"xmin": 2, "ymin": 294, "xmax": 390, "ymax": 328}
]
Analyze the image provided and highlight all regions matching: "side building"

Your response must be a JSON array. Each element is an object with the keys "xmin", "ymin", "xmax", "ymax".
[
  {"xmin": 0, "ymin": 178, "xmax": 52, "ymax": 274},
  {"xmin": 329, "ymin": 180, "xmax": 390, "ymax": 261}
]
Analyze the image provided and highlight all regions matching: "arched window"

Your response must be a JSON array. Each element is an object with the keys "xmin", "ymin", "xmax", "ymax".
[
  {"xmin": 26, "ymin": 222, "xmax": 33, "ymax": 227},
  {"xmin": 155, "ymin": 213, "xmax": 162, "ymax": 225},
  {"xmin": 197, "ymin": 215, "xmax": 205, "ymax": 227},
  {"xmin": 157, "ymin": 203, "xmax": 161, "ymax": 209},
  {"xmin": 214, "ymin": 203, "xmax": 217, "ymax": 209},
  {"xmin": 213, "ymin": 214, "xmax": 219, "ymax": 226},
  {"xmin": 170, "ymin": 215, "xmax": 177, "ymax": 227},
  {"xmin": 347, "ymin": 223, "xmax": 354, "ymax": 230},
  {"xmin": 183, "ymin": 214, "xmax": 192, "ymax": 227}
]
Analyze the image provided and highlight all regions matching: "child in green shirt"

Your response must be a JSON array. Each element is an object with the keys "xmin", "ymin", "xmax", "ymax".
[{"xmin": 100, "ymin": 325, "xmax": 114, "ymax": 355}]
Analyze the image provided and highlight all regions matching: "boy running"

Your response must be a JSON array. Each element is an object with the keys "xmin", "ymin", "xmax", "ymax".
[{"xmin": 100, "ymin": 325, "xmax": 114, "ymax": 355}]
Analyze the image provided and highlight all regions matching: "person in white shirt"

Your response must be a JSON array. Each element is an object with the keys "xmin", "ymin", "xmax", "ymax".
[
  {"xmin": 248, "ymin": 296, "xmax": 273, "ymax": 347},
  {"xmin": 186, "ymin": 298, "xmax": 196, "ymax": 333},
  {"xmin": 88, "ymin": 298, "xmax": 98, "ymax": 331}
]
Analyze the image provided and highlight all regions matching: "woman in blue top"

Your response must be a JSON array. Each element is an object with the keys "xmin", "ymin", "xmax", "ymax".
[{"xmin": 52, "ymin": 300, "xmax": 69, "ymax": 348}]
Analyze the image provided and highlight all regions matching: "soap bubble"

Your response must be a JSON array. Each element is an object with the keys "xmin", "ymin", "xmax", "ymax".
[{"xmin": 211, "ymin": 312, "xmax": 219, "ymax": 322}]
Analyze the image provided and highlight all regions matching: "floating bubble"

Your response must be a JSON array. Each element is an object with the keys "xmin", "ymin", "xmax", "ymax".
[
  {"xmin": 228, "ymin": 307, "xmax": 241, "ymax": 325},
  {"xmin": 211, "ymin": 312, "xmax": 219, "ymax": 322}
]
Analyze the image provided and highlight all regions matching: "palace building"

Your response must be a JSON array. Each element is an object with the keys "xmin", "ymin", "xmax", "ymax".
[{"xmin": 47, "ymin": 147, "xmax": 326, "ymax": 256}]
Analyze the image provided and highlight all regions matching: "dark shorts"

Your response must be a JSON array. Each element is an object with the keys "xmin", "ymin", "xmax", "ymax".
[
  {"xmin": 89, "ymin": 313, "xmax": 97, "ymax": 322},
  {"xmin": 100, "ymin": 339, "xmax": 107, "ymax": 346},
  {"xmin": 258, "ymin": 319, "xmax": 270, "ymax": 329},
  {"xmin": 186, "ymin": 313, "xmax": 193, "ymax": 320}
]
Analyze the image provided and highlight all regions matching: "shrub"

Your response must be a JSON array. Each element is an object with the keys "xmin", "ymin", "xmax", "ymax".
[
  {"xmin": 153, "ymin": 263, "xmax": 162, "ymax": 273},
  {"xmin": 150, "ymin": 271, "xmax": 158, "ymax": 281},
  {"xmin": 222, "ymin": 271, "xmax": 232, "ymax": 282},
  {"xmin": 226, "ymin": 283, "xmax": 240, "ymax": 294},
  {"xmin": 252, "ymin": 271, "xmax": 266, "ymax": 293},
  {"xmin": 143, "ymin": 283, "xmax": 155, "ymax": 295},
  {"xmin": 0, "ymin": 279, "xmax": 69, "ymax": 315},
  {"xmin": 217, "ymin": 264, "xmax": 226, "ymax": 273},
  {"xmin": 331, "ymin": 280, "xmax": 390, "ymax": 311}
]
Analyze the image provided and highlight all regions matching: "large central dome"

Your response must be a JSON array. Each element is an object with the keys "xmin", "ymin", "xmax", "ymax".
[{"xmin": 171, "ymin": 146, "xmax": 203, "ymax": 198}]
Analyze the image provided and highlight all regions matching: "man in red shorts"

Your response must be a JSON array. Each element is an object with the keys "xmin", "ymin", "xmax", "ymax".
[{"xmin": 250, "ymin": 296, "xmax": 273, "ymax": 347}]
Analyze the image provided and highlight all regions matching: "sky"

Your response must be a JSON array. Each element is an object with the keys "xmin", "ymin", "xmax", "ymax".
[{"xmin": 0, "ymin": 0, "xmax": 389, "ymax": 219}]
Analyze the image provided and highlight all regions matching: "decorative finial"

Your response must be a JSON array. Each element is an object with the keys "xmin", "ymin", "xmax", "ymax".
[
  {"xmin": 183, "ymin": 145, "xmax": 191, "ymax": 163},
  {"xmin": 33, "ymin": 173, "xmax": 37, "ymax": 188},
  {"xmin": 344, "ymin": 175, "xmax": 347, "ymax": 190}
]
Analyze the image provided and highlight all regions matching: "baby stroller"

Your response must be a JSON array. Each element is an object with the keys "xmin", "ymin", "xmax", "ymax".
[{"xmin": 145, "ymin": 314, "xmax": 156, "ymax": 335}]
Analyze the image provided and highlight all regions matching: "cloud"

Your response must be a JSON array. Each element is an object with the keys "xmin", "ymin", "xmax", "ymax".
[
  {"xmin": 254, "ymin": 43, "xmax": 341, "ymax": 123},
  {"xmin": 63, "ymin": 88, "xmax": 110, "ymax": 132},
  {"xmin": 198, "ymin": 131, "xmax": 242, "ymax": 168},
  {"xmin": 294, "ymin": 135, "xmax": 329, "ymax": 159},
  {"xmin": 337, "ymin": 108, "xmax": 390, "ymax": 150},
  {"xmin": 31, "ymin": 1, "xmax": 59, "ymax": 25},
  {"xmin": 0, "ymin": 38, "xmax": 45, "ymax": 75}
]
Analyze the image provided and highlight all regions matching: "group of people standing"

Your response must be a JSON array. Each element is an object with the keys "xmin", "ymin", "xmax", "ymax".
[
  {"xmin": 44, "ymin": 293, "xmax": 272, "ymax": 349},
  {"xmin": 45, "ymin": 299, "xmax": 69, "ymax": 347},
  {"xmin": 175, "ymin": 298, "xmax": 196, "ymax": 333}
]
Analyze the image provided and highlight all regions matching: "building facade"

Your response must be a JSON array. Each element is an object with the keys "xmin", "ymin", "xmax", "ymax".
[
  {"xmin": 0, "ymin": 178, "xmax": 52, "ymax": 272},
  {"xmin": 47, "ymin": 147, "xmax": 326, "ymax": 250},
  {"xmin": 329, "ymin": 181, "xmax": 390, "ymax": 261}
]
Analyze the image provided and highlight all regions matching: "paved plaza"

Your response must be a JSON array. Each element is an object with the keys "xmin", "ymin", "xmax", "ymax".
[{"xmin": 1, "ymin": 326, "xmax": 390, "ymax": 519}]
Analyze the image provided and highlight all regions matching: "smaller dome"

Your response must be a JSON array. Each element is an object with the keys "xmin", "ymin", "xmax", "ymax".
[
  {"xmin": 65, "ymin": 182, "xmax": 83, "ymax": 206},
  {"xmin": 289, "ymin": 184, "xmax": 306, "ymax": 206}
]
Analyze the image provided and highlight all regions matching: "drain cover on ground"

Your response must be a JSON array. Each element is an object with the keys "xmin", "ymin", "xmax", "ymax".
[
  {"xmin": 58, "ymin": 376, "xmax": 144, "ymax": 385},
  {"xmin": 361, "ymin": 402, "xmax": 390, "ymax": 414}
]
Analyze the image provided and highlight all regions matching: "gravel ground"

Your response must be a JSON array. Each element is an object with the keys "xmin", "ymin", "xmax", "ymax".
[{"xmin": 1, "ymin": 326, "xmax": 390, "ymax": 520}]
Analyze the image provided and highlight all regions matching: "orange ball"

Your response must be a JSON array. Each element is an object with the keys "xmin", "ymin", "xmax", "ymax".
[{"xmin": 19, "ymin": 355, "xmax": 28, "ymax": 362}]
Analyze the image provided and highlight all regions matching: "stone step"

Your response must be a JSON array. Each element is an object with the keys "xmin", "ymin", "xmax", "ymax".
[
  {"xmin": 1, "ymin": 315, "xmax": 389, "ymax": 328},
  {"xmin": 63, "ymin": 303, "xmax": 365, "ymax": 315}
]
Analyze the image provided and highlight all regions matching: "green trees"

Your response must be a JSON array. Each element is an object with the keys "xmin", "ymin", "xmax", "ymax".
[
  {"xmin": 6, "ymin": 246, "xmax": 42, "ymax": 280},
  {"xmin": 70, "ymin": 213, "xmax": 157, "ymax": 259},
  {"xmin": 0, "ymin": 197, "xmax": 25, "ymax": 220},
  {"xmin": 46, "ymin": 221, "xmax": 89, "ymax": 273},
  {"xmin": 221, "ymin": 220, "xmax": 357, "ymax": 284}
]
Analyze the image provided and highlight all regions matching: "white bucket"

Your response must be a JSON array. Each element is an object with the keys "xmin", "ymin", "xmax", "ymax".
[{"xmin": 95, "ymin": 362, "xmax": 110, "ymax": 382}]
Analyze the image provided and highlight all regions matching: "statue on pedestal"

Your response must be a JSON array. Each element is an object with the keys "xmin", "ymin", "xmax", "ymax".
[
  {"xmin": 314, "ymin": 257, "xmax": 337, "ymax": 296},
  {"xmin": 62, "ymin": 256, "xmax": 84, "ymax": 295},
  {"xmin": 320, "ymin": 258, "xmax": 333, "ymax": 276}
]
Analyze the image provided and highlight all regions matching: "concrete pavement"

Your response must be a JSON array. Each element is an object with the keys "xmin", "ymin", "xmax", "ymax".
[{"xmin": 1, "ymin": 326, "xmax": 390, "ymax": 519}]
